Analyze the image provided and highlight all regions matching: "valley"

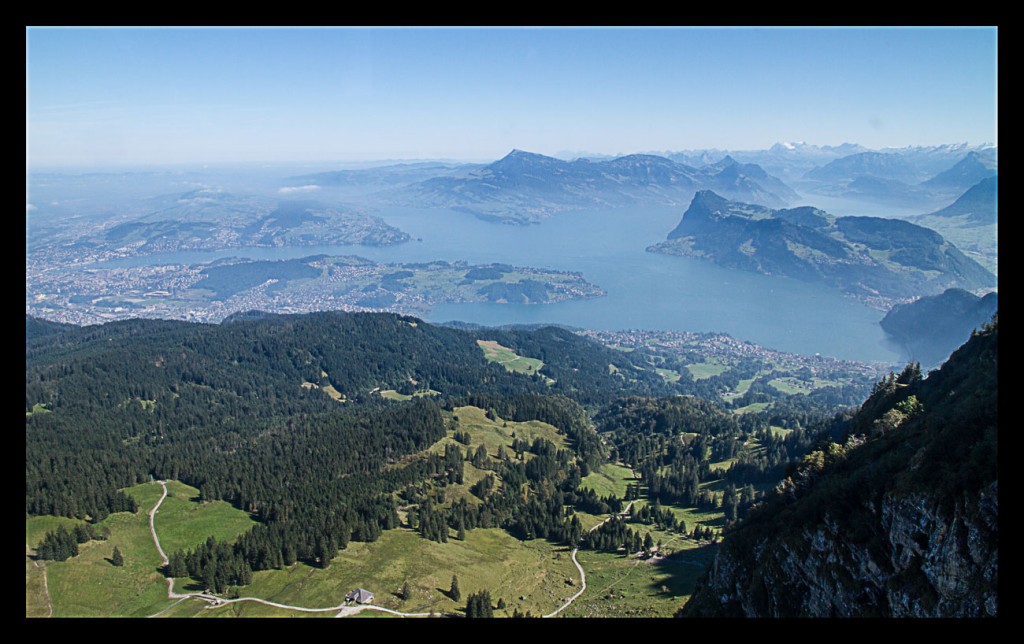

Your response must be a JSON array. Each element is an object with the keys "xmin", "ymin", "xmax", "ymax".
[
  {"xmin": 26, "ymin": 26, "xmax": 999, "ymax": 621},
  {"xmin": 26, "ymin": 311, "xmax": 886, "ymax": 618}
]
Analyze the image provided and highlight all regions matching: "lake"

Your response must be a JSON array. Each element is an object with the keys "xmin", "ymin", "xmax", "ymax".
[{"xmin": 99, "ymin": 205, "xmax": 906, "ymax": 364}]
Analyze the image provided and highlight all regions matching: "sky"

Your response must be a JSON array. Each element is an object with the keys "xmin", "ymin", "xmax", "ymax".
[{"xmin": 26, "ymin": 26, "xmax": 998, "ymax": 168}]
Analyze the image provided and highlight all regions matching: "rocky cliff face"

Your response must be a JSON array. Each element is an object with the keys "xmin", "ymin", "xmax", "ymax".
[
  {"xmin": 680, "ymin": 322, "xmax": 998, "ymax": 618},
  {"xmin": 691, "ymin": 482, "xmax": 997, "ymax": 617}
]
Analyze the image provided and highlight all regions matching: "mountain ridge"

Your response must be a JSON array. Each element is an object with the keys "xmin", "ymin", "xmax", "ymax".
[
  {"xmin": 649, "ymin": 191, "xmax": 995, "ymax": 305},
  {"xmin": 679, "ymin": 320, "xmax": 998, "ymax": 617},
  {"xmin": 386, "ymin": 149, "xmax": 798, "ymax": 223}
]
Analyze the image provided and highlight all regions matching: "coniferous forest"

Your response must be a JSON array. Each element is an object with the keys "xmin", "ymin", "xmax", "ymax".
[{"xmin": 24, "ymin": 310, "xmax": 948, "ymax": 602}]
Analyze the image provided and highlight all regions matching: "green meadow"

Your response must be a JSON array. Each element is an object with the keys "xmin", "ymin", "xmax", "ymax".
[
  {"xmin": 26, "ymin": 480, "xmax": 256, "ymax": 618},
  {"xmin": 580, "ymin": 462, "xmax": 636, "ymax": 500},
  {"xmin": 477, "ymin": 339, "xmax": 548, "ymax": 378},
  {"xmin": 191, "ymin": 527, "xmax": 579, "ymax": 618},
  {"xmin": 685, "ymin": 361, "xmax": 729, "ymax": 380}
]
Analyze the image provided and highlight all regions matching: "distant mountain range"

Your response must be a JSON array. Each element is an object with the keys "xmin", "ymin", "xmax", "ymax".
[
  {"xmin": 906, "ymin": 177, "xmax": 998, "ymax": 275},
  {"xmin": 794, "ymin": 147, "xmax": 997, "ymax": 209},
  {"xmin": 648, "ymin": 191, "xmax": 995, "ymax": 304},
  {"xmin": 29, "ymin": 191, "xmax": 410, "ymax": 262},
  {"xmin": 288, "ymin": 162, "xmax": 482, "ymax": 195},
  {"xmin": 804, "ymin": 151, "xmax": 922, "ymax": 185},
  {"xmin": 384, "ymin": 150, "xmax": 799, "ymax": 224},
  {"xmin": 880, "ymin": 288, "xmax": 998, "ymax": 368},
  {"xmin": 920, "ymin": 152, "xmax": 997, "ymax": 194},
  {"xmin": 662, "ymin": 142, "xmax": 992, "ymax": 188},
  {"xmin": 918, "ymin": 176, "xmax": 998, "ymax": 226}
]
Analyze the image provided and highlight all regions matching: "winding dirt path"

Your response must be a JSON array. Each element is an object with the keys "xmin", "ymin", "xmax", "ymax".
[
  {"xmin": 149, "ymin": 482, "xmax": 170, "ymax": 567},
  {"xmin": 542, "ymin": 500, "xmax": 635, "ymax": 618},
  {"xmin": 27, "ymin": 544, "xmax": 54, "ymax": 618},
  {"xmin": 146, "ymin": 479, "xmax": 617, "ymax": 618},
  {"xmin": 146, "ymin": 480, "xmax": 447, "ymax": 617}
]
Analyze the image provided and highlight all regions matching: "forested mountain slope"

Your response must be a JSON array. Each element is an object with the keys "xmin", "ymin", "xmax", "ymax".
[{"xmin": 679, "ymin": 319, "xmax": 998, "ymax": 617}]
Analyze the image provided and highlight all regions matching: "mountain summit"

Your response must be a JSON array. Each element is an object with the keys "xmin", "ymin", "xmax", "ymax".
[{"xmin": 650, "ymin": 191, "xmax": 995, "ymax": 304}]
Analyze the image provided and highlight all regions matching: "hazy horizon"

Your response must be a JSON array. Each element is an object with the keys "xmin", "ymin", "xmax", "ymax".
[{"xmin": 27, "ymin": 26, "xmax": 997, "ymax": 169}]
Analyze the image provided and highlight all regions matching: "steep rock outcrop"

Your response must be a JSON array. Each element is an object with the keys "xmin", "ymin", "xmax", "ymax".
[{"xmin": 680, "ymin": 323, "xmax": 998, "ymax": 618}]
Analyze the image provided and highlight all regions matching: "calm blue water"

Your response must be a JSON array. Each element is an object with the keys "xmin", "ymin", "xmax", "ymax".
[{"xmin": 98, "ymin": 206, "xmax": 905, "ymax": 364}]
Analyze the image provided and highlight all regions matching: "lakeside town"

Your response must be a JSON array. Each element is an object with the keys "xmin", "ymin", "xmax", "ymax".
[{"xmin": 26, "ymin": 254, "xmax": 606, "ymax": 326}]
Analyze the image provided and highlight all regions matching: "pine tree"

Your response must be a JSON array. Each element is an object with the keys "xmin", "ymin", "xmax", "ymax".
[
  {"xmin": 402, "ymin": 580, "xmax": 412, "ymax": 601},
  {"xmin": 466, "ymin": 590, "xmax": 493, "ymax": 618},
  {"xmin": 450, "ymin": 574, "xmax": 461, "ymax": 601},
  {"xmin": 167, "ymin": 552, "xmax": 187, "ymax": 577},
  {"xmin": 111, "ymin": 546, "xmax": 124, "ymax": 567}
]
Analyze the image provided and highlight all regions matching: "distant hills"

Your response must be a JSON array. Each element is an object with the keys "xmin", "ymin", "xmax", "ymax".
[
  {"xmin": 804, "ymin": 151, "xmax": 921, "ymax": 185},
  {"xmin": 920, "ymin": 150, "xmax": 997, "ymax": 193},
  {"xmin": 277, "ymin": 143, "xmax": 998, "ymax": 223},
  {"xmin": 29, "ymin": 192, "xmax": 410, "ymax": 262},
  {"xmin": 907, "ymin": 177, "xmax": 998, "ymax": 275},
  {"xmin": 289, "ymin": 162, "xmax": 481, "ymax": 196},
  {"xmin": 791, "ymin": 146, "xmax": 997, "ymax": 210},
  {"xmin": 648, "ymin": 191, "xmax": 995, "ymax": 304},
  {"xmin": 662, "ymin": 142, "xmax": 990, "ymax": 188},
  {"xmin": 386, "ymin": 150, "xmax": 799, "ymax": 224},
  {"xmin": 919, "ymin": 176, "xmax": 998, "ymax": 226},
  {"xmin": 880, "ymin": 288, "xmax": 998, "ymax": 368}
]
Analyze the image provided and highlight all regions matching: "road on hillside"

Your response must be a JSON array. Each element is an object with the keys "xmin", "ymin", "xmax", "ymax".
[{"xmin": 146, "ymin": 481, "xmax": 632, "ymax": 618}]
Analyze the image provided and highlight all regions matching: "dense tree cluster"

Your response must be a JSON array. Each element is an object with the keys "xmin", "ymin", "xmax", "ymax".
[
  {"xmin": 479, "ymin": 326, "xmax": 678, "ymax": 406},
  {"xmin": 625, "ymin": 498, "xmax": 681, "ymax": 532},
  {"xmin": 35, "ymin": 522, "xmax": 110, "ymax": 562},
  {"xmin": 465, "ymin": 590, "xmax": 494, "ymax": 618},
  {"xmin": 168, "ymin": 536, "xmax": 254, "ymax": 592},
  {"xmin": 583, "ymin": 517, "xmax": 644, "ymax": 553},
  {"xmin": 36, "ymin": 526, "xmax": 78, "ymax": 561}
]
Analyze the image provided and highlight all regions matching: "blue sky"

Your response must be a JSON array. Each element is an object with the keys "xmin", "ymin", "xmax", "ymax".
[{"xmin": 26, "ymin": 27, "xmax": 998, "ymax": 167}]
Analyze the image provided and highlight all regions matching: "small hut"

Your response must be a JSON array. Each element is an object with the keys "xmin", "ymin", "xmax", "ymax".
[{"xmin": 346, "ymin": 588, "xmax": 374, "ymax": 604}]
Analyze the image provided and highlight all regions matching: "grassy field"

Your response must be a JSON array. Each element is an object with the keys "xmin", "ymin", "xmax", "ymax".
[
  {"xmin": 562, "ymin": 530, "xmax": 717, "ymax": 617},
  {"xmin": 477, "ymin": 339, "xmax": 547, "ymax": 377},
  {"xmin": 42, "ymin": 487, "xmax": 172, "ymax": 617},
  {"xmin": 27, "ymin": 480, "xmax": 257, "ymax": 618},
  {"xmin": 686, "ymin": 362, "xmax": 729, "ymax": 380},
  {"xmin": 302, "ymin": 373, "xmax": 347, "ymax": 403},
  {"xmin": 733, "ymin": 402, "xmax": 771, "ymax": 414},
  {"xmin": 627, "ymin": 496, "xmax": 725, "ymax": 535},
  {"xmin": 447, "ymin": 405, "xmax": 568, "ymax": 456},
  {"xmin": 26, "ymin": 402, "xmax": 52, "ymax": 417},
  {"xmin": 320, "ymin": 383, "xmax": 346, "ymax": 402},
  {"xmin": 185, "ymin": 527, "xmax": 580, "ymax": 618},
  {"xmin": 767, "ymin": 377, "xmax": 812, "ymax": 395},
  {"xmin": 26, "ymin": 515, "xmax": 88, "ymax": 550},
  {"xmin": 380, "ymin": 389, "xmax": 440, "ymax": 401},
  {"xmin": 580, "ymin": 463, "xmax": 636, "ymax": 500},
  {"xmin": 151, "ymin": 480, "xmax": 257, "ymax": 555},
  {"xmin": 414, "ymin": 406, "xmax": 570, "ymax": 508},
  {"xmin": 767, "ymin": 376, "xmax": 843, "ymax": 395},
  {"xmin": 769, "ymin": 425, "xmax": 794, "ymax": 438},
  {"xmin": 26, "ymin": 551, "xmax": 51, "ymax": 617},
  {"xmin": 655, "ymin": 367, "xmax": 682, "ymax": 383}
]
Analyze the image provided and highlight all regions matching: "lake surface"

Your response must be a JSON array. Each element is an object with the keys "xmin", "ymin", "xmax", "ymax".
[{"xmin": 100, "ymin": 205, "xmax": 906, "ymax": 364}]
